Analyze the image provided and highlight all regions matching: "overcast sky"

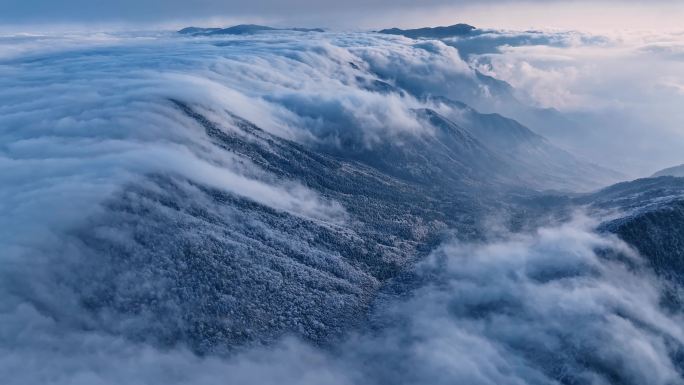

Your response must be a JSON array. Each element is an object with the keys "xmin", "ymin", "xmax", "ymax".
[{"xmin": 2, "ymin": 0, "xmax": 684, "ymax": 32}]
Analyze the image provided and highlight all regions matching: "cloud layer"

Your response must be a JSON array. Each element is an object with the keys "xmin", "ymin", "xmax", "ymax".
[
  {"xmin": 352, "ymin": 216, "xmax": 684, "ymax": 384},
  {"xmin": 463, "ymin": 30, "xmax": 684, "ymax": 175},
  {"xmin": 3, "ymin": 216, "xmax": 683, "ymax": 384},
  {"xmin": 2, "ymin": 28, "xmax": 683, "ymax": 384}
]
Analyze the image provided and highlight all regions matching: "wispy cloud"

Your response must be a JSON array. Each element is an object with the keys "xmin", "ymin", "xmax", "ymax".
[{"xmin": 460, "ymin": 29, "xmax": 684, "ymax": 175}]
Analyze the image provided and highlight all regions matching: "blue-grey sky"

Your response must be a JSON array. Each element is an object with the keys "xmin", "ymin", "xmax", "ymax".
[{"xmin": 1, "ymin": 0, "xmax": 683, "ymax": 31}]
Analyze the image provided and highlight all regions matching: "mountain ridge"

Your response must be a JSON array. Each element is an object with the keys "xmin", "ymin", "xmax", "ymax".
[
  {"xmin": 378, "ymin": 23, "xmax": 478, "ymax": 39},
  {"xmin": 178, "ymin": 24, "xmax": 325, "ymax": 35},
  {"xmin": 653, "ymin": 163, "xmax": 684, "ymax": 178}
]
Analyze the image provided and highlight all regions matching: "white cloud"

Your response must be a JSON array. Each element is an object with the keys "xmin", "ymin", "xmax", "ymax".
[
  {"xmin": 465, "ymin": 30, "xmax": 684, "ymax": 175},
  {"xmin": 3, "ymin": 214, "xmax": 682, "ymax": 385}
]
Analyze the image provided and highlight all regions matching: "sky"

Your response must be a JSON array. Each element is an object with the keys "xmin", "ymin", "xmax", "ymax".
[{"xmin": 1, "ymin": 0, "xmax": 684, "ymax": 32}]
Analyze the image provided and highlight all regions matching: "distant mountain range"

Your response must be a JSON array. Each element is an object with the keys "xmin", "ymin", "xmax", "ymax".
[
  {"xmin": 178, "ymin": 23, "xmax": 478, "ymax": 39},
  {"xmin": 378, "ymin": 23, "xmax": 478, "ymax": 39},
  {"xmin": 178, "ymin": 24, "xmax": 324, "ymax": 36}
]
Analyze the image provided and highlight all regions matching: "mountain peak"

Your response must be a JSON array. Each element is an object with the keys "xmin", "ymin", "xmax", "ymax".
[
  {"xmin": 652, "ymin": 163, "xmax": 684, "ymax": 178},
  {"xmin": 178, "ymin": 24, "xmax": 324, "ymax": 36},
  {"xmin": 378, "ymin": 23, "xmax": 477, "ymax": 39}
]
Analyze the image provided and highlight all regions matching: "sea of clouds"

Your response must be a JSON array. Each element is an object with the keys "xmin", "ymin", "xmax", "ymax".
[
  {"xmin": 1, "ymin": 28, "xmax": 683, "ymax": 384},
  {"xmin": 3, "ymin": 213, "xmax": 683, "ymax": 385}
]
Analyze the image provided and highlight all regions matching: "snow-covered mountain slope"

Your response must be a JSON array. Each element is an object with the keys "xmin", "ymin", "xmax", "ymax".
[
  {"xmin": 582, "ymin": 176, "xmax": 684, "ymax": 213},
  {"xmin": 579, "ymin": 177, "xmax": 684, "ymax": 288},
  {"xmin": 60, "ymin": 97, "xmax": 562, "ymax": 353},
  {"xmin": 653, "ymin": 164, "xmax": 684, "ymax": 178},
  {"xmin": 422, "ymin": 97, "xmax": 621, "ymax": 191},
  {"xmin": 604, "ymin": 199, "xmax": 684, "ymax": 292}
]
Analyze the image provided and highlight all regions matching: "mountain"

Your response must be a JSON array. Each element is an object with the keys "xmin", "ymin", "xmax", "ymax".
[
  {"xmin": 5, "ymin": 28, "xmax": 627, "ymax": 358},
  {"xmin": 64, "ymin": 93, "xmax": 635, "ymax": 354},
  {"xmin": 577, "ymin": 177, "xmax": 684, "ymax": 298},
  {"xmin": 653, "ymin": 163, "xmax": 684, "ymax": 178},
  {"xmin": 426, "ymin": 97, "xmax": 622, "ymax": 191},
  {"xmin": 378, "ymin": 23, "xmax": 478, "ymax": 39},
  {"xmin": 178, "ymin": 24, "xmax": 324, "ymax": 36},
  {"xmin": 66, "ymin": 90, "xmax": 626, "ymax": 353},
  {"xmin": 66, "ymin": 99, "xmax": 528, "ymax": 354},
  {"xmin": 177, "ymin": 27, "xmax": 222, "ymax": 35}
]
